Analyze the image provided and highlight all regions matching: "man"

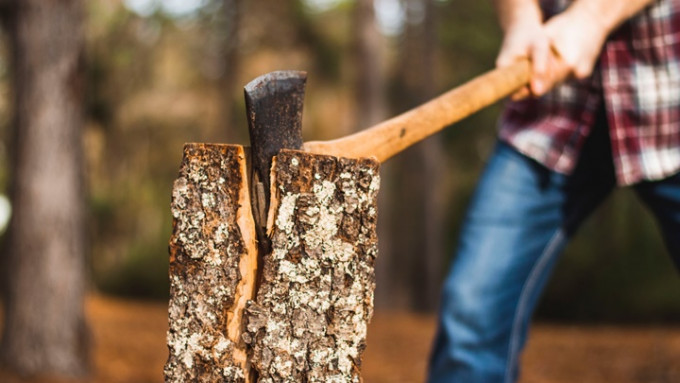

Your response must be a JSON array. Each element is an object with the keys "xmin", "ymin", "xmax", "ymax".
[{"xmin": 428, "ymin": 0, "xmax": 680, "ymax": 382}]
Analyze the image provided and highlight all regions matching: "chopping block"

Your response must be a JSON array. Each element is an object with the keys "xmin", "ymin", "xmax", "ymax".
[{"xmin": 165, "ymin": 143, "xmax": 379, "ymax": 383}]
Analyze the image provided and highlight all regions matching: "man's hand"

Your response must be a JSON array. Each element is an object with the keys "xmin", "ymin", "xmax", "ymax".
[
  {"xmin": 544, "ymin": 4, "xmax": 608, "ymax": 79},
  {"xmin": 495, "ymin": 0, "xmax": 657, "ymax": 98},
  {"xmin": 528, "ymin": 3, "xmax": 610, "ymax": 96},
  {"xmin": 494, "ymin": 0, "xmax": 549, "ymax": 99}
]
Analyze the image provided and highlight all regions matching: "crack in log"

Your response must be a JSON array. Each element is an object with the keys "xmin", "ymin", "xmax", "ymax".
[{"xmin": 166, "ymin": 146, "xmax": 380, "ymax": 383}]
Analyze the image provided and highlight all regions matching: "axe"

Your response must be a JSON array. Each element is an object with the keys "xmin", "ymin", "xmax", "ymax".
[
  {"xmin": 165, "ymin": 59, "xmax": 532, "ymax": 382},
  {"xmin": 245, "ymin": 59, "xmax": 530, "ymax": 233}
]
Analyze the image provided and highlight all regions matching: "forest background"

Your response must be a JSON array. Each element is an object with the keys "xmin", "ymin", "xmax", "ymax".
[{"xmin": 1, "ymin": 0, "xmax": 678, "ymax": 328}]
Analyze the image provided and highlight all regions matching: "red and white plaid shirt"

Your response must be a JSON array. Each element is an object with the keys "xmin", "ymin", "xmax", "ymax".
[{"xmin": 499, "ymin": 0, "xmax": 680, "ymax": 185}]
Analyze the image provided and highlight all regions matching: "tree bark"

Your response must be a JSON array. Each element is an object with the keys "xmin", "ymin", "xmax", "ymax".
[
  {"xmin": 0, "ymin": 0, "xmax": 88, "ymax": 376},
  {"xmin": 165, "ymin": 144, "xmax": 258, "ymax": 382},
  {"xmin": 245, "ymin": 150, "xmax": 380, "ymax": 382},
  {"xmin": 166, "ymin": 147, "xmax": 380, "ymax": 382}
]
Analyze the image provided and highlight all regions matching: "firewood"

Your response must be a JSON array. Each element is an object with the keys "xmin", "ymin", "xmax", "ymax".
[
  {"xmin": 165, "ymin": 144, "xmax": 258, "ymax": 383},
  {"xmin": 244, "ymin": 150, "xmax": 380, "ymax": 382},
  {"xmin": 166, "ymin": 146, "xmax": 380, "ymax": 382}
]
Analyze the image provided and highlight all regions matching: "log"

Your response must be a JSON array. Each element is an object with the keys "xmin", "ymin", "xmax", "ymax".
[
  {"xmin": 165, "ymin": 143, "xmax": 258, "ymax": 382},
  {"xmin": 245, "ymin": 150, "xmax": 380, "ymax": 382},
  {"xmin": 166, "ymin": 146, "xmax": 380, "ymax": 382}
]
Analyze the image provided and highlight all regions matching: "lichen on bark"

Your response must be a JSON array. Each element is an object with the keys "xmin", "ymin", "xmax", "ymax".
[
  {"xmin": 245, "ymin": 150, "xmax": 380, "ymax": 383},
  {"xmin": 165, "ymin": 143, "xmax": 255, "ymax": 382}
]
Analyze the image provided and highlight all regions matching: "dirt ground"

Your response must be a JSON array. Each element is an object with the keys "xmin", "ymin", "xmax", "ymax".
[{"xmin": 1, "ymin": 294, "xmax": 678, "ymax": 383}]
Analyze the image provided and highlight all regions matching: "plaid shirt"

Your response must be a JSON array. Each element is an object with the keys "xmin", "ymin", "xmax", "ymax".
[{"xmin": 499, "ymin": 0, "xmax": 680, "ymax": 185}]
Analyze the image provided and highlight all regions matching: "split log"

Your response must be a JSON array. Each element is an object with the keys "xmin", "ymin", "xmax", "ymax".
[
  {"xmin": 165, "ymin": 143, "xmax": 258, "ymax": 382},
  {"xmin": 245, "ymin": 150, "xmax": 380, "ymax": 382},
  {"xmin": 166, "ymin": 146, "xmax": 380, "ymax": 382}
]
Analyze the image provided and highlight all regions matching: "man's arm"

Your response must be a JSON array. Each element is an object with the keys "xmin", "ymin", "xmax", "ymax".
[
  {"xmin": 569, "ymin": 0, "xmax": 659, "ymax": 37},
  {"xmin": 493, "ymin": 0, "xmax": 542, "ymax": 33}
]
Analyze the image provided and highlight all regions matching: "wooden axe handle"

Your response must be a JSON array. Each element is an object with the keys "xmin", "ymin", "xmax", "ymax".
[{"xmin": 303, "ymin": 59, "xmax": 531, "ymax": 162}]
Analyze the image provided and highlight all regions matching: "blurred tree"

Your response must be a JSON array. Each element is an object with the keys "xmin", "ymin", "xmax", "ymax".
[
  {"xmin": 350, "ymin": 0, "xmax": 395, "ymax": 307},
  {"xmin": 352, "ymin": 0, "xmax": 385, "ymax": 130},
  {"xmin": 221, "ymin": 0, "xmax": 241, "ymax": 140},
  {"xmin": 384, "ymin": 0, "xmax": 446, "ymax": 311},
  {"xmin": 194, "ymin": 0, "xmax": 243, "ymax": 141},
  {"xmin": 0, "ymin": 0, "xmax": 89, "ymax": 377}
]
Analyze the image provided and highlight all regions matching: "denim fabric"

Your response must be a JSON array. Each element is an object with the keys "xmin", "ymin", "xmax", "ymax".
[{"xmin": 428, "ymin": 121, "xmax": 680, "ymax": 382}]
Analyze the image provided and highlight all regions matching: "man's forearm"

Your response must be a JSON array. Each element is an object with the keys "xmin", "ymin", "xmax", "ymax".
[
  {"xmin": 494, "ymin": 0, "xmax": 657, "ymax": 33},
  {"xmin": 493, "ymin": 0, "xmax": 542, "ymax": 32},
  {"xmin": 567, "ymin": 0, "xmax": 657, "ymax": 34}
]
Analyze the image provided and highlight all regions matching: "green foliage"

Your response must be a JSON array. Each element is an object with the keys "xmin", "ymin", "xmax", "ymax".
[{"xmin": 97, "ymin": 242, "xmax": 170, "ymax": 300}]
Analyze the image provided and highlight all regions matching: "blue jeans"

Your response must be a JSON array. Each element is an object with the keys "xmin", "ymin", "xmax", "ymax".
[{"xmin": 428, "ymin": 123, "xmax": 680, "ymax": 382}]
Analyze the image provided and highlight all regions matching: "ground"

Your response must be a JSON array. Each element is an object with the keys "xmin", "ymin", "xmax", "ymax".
[{"xmin": 0, "ymin": 294, "xmax": 678, "ymax": 383}]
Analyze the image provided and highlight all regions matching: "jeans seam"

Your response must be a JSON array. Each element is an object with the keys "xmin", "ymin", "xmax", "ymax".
[{"xmin": 504, "ymin": 229, "xmax": 565, "ymax": 383}]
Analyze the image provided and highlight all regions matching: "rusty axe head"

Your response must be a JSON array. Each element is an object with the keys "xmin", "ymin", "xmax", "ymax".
[
  {"xmin": 244, "ymin": 71, "xmax": 306, "ymax": 248},
  {"xmin": 244, "ymin": 71, "xmax": 306, "ymax": 194}
]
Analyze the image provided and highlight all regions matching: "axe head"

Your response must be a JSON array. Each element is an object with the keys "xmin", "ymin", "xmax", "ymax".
[
  {"xmin": 244, "ymin": 71, "xmax": 306, "ymax": 251},
  {"xmin": 244, "ymin": 70, "xmax": 306, "ymax": 193}
]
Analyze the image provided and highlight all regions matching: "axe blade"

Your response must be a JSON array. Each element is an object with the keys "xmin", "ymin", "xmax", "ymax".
[
  {"xmin": 245, "ymin": 70, "xmax": 306, "ymax": 190},
  {"xmin": 244, "ymin": 70, "xmax": 306, "ymax": 246}
]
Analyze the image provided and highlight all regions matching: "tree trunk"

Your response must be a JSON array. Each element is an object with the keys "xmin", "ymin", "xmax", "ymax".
[
  {"xmin": 414, "ymin": 0, "xmax": 445, "ymax": 312},
  {"xmin": 388, "ymin": 0, "xmax": 445, "ymax": 311},
  {"xmin": 353, "ymin": 0, "xmax": 385, "ymax": 131},
  {"xmin": 220, "ymin": 0, "xmax": 241, "ymax": 141},
  {"xmin": 0, "ymin": 0, "xmax": 88, "ymax": 377},
  {"xmin": 350, "ymin": 0, "xmax": 393, "ymax": 309}
]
